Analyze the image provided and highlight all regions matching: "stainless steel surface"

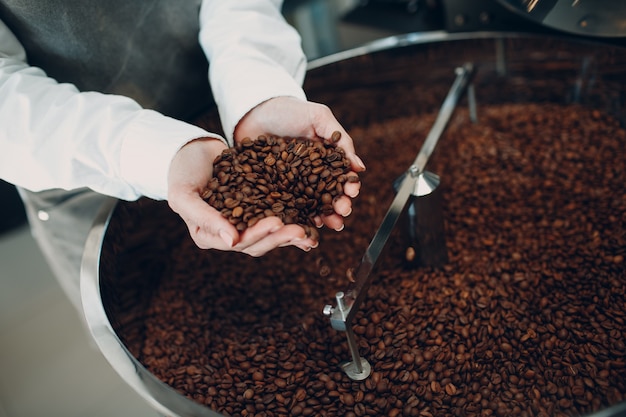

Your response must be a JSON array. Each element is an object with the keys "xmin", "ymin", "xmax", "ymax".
[
  {"xmin": 403, "ymin": 170, "xmax": 449, "ymax": 266},
  {"xmin": 81, "ymin": 31, "xmax": 626, "ymax": 416},
  {"xmin": 323, "ymin": 63, "xmax": 475, "ymax": 379},
  {"xmin": 496, "ymin": 0, "xmax": 626, "ymax": 38},
  {"xmin": 81, "ymin": 197, "xmax": 222, "ymax": 417},
  {"xmin": 414, "ymin": 63, "xmax": 475, "ymax": 173},
  {"xmin": 337, "ymin": 290, "xmax": 371, "ymax": 380}
]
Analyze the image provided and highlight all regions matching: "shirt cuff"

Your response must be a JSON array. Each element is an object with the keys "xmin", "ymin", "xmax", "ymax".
[
  {"xmin": 212, "ymin": 62, "xmax": 307, "ymax": 143},
  {"xmin": 120, "ymin": 110, "xmax": 225, "ymax": 201}
]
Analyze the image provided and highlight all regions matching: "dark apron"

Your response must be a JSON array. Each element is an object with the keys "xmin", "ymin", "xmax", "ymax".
[{"xmin": 0, "ymin": 0, "xmax": 214, "ymax": 120}]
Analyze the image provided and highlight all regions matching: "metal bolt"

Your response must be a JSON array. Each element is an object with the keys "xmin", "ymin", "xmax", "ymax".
[{"xmin": 323, "ymin": 305, "xmax": 334, "ymax": 316}]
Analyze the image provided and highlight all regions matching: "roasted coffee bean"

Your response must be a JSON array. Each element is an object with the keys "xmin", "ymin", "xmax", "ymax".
[
  {"xmin": 243, "ymin": 388, "xmax": 254, "ymax": 400},
  {"xmin": 231, "ymin": 206, "xmax": 243, "ymax": 218},
  {"xmin": 445, "ymin": 383, "xmax": 458, "ymax": 396},
  {"xmin": 329, "ymin": 130, "xmax": 342, "ymax": 144}
]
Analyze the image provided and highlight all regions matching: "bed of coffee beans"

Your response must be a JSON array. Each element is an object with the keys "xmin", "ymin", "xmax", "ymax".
[
  {"xmin": 107, "ymin": 102, "xmax": 625, "ymax": 417},
  {"xmin": 201, "ymin": 133, "xmax": 356, "ymax": 238}
]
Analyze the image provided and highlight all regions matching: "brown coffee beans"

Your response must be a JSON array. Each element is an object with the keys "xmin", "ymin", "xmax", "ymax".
[
  {"xmin": 107, "ymin": 101, "xmax": 625, "ymax": 417},
  {"xmin": 201, "ymin": 133, "xmax": 355, "ymax": 238}
]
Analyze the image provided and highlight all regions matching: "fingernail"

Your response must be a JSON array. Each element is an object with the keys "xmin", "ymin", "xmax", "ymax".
[
  {"xmin": 353, "ymin": 155, "xmax": 366, "ymax": 171},
  {"xmin": 334, "ymin": 224, "xmax": 345, "ymax": 232},
  {"xmin": 219, "ymin": 229, "xmax": 234, "ymax": 247},
  {"xmin": 290, "ymin": 239, "xmax": 312, "ymax": 252},
  {"xmin": 342, "ymin": 208, "xmax": 352, "ymax": 217},
  {"xmin": 310, "ymin": 241, "xmax": 319, "ymax": 249}
]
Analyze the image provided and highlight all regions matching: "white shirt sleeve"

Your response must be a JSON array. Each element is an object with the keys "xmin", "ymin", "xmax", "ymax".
[
  {"xmin": 199, "ymin": 0, "xmax": 308, "ymax": 144},
  {"xmin": 0, "ymin": 19, "xmax": 223, "ymax": 201}
]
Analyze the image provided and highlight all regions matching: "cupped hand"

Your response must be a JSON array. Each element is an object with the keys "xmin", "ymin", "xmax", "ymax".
[
  {"xmin": 234, "ymin": 96, "xmax": 366, "ymax": 231},
  {"xmin": 167, "ymin": 137, "xmax": 318, "ymax": 256}
]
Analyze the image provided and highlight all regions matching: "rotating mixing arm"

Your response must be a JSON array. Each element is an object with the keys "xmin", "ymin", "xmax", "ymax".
[{"xmin": 323, "ymin": 62, "xmax": 476, "ymax": 380}]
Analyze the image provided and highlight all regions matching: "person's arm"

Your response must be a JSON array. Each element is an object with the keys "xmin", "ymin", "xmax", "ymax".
[
  {"xmin": 198, "ymin": 0, "xmax": 307, "ymax": 144},
  {"xmin": 0, "ymin": 18, "xmax": 221, "ymax": 201},
  {"xmin": 198, "ymin": 0, "xmax": 365, "ymax": 233}
]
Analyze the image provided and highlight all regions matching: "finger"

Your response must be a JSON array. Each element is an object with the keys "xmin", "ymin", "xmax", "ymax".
[
  {"xmin": 317, "ymin": 125, "xmax": 366, "ymax": 173},
  {"xmin": 338, "ymin": 134, "xmax": 366, "ymax": 173},
  {"xmin": 308, "ymin": 103, "xmax": 366, "ymax": 173},
  {"xmin": 332, "ymin": 195, "xmax": 352, "ymax": 218},
  {"xmin": 320, "ymin": 213, "xmax": 345, "ymax": 231},
  {"xmin": 241, "ymin": 222, "xmax": 315, "ymax": 256},
  {"xmin": 279, "ymin": 235, "xmax": 319, "ymax": 252},
  {"xmin": 244, "ymin": 223, "xmax": 318, "ymax": 255},
  {"xmin": 170, "ymin": 192, "xmax": 239, "ymax": 250},
  {"xmin": 234, "ymin": 216, "xmax": 285, "ymax": 250},
  {"xmin": 312, "ymin": 215, "xmax": 324, "ymax": 228},
  {"xmin": 343, "ymin": 180, "xmax": 361, "ymax": 199},
  {"xmin": 328, "ymin": 131, "xmax": 366, "ymax": 173}
]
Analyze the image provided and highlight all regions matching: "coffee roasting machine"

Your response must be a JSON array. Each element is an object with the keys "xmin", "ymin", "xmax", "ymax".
[
  {"xmin": 323, "ymin": 0, "xmax": 626, "ymax": 380},
  {"xmin": 81, "ymin": 1, "xmax": 626, "ymax": 416}
]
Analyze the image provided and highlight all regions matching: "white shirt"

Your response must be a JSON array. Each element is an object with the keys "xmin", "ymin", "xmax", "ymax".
[{"xmin": 0, "ymin": 0, "xmax": 307, "ymax": 201}]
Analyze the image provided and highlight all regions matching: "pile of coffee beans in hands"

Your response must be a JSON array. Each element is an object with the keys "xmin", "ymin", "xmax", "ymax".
[{"xmin": 201, "ymin": 132, "xmax": 359, "ymax": 240}]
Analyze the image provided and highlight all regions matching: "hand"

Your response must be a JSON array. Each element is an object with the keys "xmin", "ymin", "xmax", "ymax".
[
  {"xmin": 235, "ymin": 96, "xmax": 366, "ymax": 231},
  {"xmin": 167, "ymin": 137, "xmax": 317, "ymax": 256}
]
